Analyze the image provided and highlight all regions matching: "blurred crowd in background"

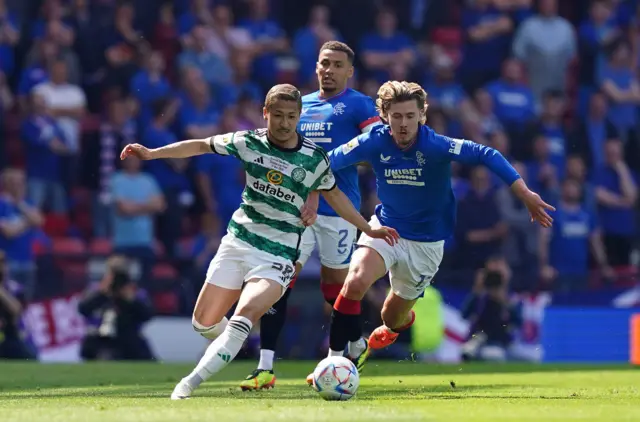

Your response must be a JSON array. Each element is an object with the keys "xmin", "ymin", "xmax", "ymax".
[{"xmin": 1, "ymin": 0, "xmax": 640, "ymax": 361}]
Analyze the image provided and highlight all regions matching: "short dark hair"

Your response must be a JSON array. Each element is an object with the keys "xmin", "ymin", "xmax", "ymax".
[
  {"xmin": 264, "ymin": 84, "xmax": 302, "ymax": 112},
  {"xmin": 319, "ymin": 41, "xmax": 355, "ymax": 63}
]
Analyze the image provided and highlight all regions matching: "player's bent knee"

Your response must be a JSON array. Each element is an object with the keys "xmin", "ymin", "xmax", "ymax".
[
  {"xmin": 342, "ymin": 272, "xmax": 369, "ymax": 300},
  {"xmin": 192, "ymin": 315, "xmax": 229, "ymax": 340}
]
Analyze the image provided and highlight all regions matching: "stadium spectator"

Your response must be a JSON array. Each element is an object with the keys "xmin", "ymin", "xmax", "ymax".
[
  {"xmin": 20, "ymin": 39, "xmax": 80, "ymax": 111},
  {"xmin": 424, "ymin": 53, "xmax": 471, "ymax": 136},
  {"xmin": 539, "ymin": 178, "xmax": 612, "ymax": 292},
  {"xmin": 577, "ymin": 0, "xmax": 621, "ymax": 115},
  {"xmin": 599, "ymin": 40, "xmax": 640, "ymax": 142},
  {"xmin": 594, "ymin": 138, "xmax": 638, "ymax": 266},
  {"xmin": 461, "ymin": 261, "xmax": 522, "ymax": 361},
  {"xmin": 21, "ymin": 91, "xmax": 69, "ymax": 213},
  {"xmin": 0, "ymin": 168, "xmax": 43, "ymax": 299},
  {"xmin": 564, "ymin": 155, "xmax": 597, "ymax": 215},
  {"xmin": 78, "ymin": 255, "xmax": 154, "ymax": 361},
  {"xmin": 360, "ymin": 8, "xmax": 416, "ymax": 84},
  {"xmin": 222, "ymin": 51, "xmax": 263, "ymax": 107},
  {"xmin": 460, "ymin": 0, "xmax": 514, "ymax": 92},
  {"xmin": 455, "ymin": 166, "xmax": 507, "ymax": 270},
  {"xmin": 512, "ymin": 0, "xmax": 576, "ymax": 103},
  {"xmin": 194, "ymin": 105, "xmax": 244, "ymax": 235},
  {"xmin": 485, "ymin": 58, "xmax": 536, "ymax": 141},
  {"xmin": 104, "ymin": 2, "xmax": 148, "ymax": 95},
  {"xmin": 178, "ymin": 72, "xmax": 219, "ymax": 139},
  {"xmin": 294, "ymin": 4, "xmax": 342, "ymax": 87},
  {"xmin": 33, "ymin": 59, "xmax": 86, "ymax": 185},
  {"xmin": 525, "ymin": 134, "xmax": 560, "ymax": 201},
  {"xmin": 524, "ymin": 90, "xmax": 569, "ymax": 173},
  {"xmin": 178, "ymin": 0, "xmax": 214, "ymax": 42},
  {"xmin": 0, "ymin": 250, "xmax": 35, "ymax": 359},
  {"xmin": 130, "ymin": 51, "xmax": 172, "ymax": 130},
  {"xmin": 142, "ymin": 98, "xmax": 190, "ymax": 258},
  {"xmin": 239, "ymin": 0, "xmax": 289, "ymax": 89},
  {"xmin": 497, "ymin": 162, "xmax": 537, "ymax": 282},
  {"xmin": 152, "ymin": 1, "xmax": 179, "ymax": 85},
  {"xmin": 207, "ymin": 3, "xmax": 254, "ymax": 63},
  {"xmin": 82, "ymin": 99, "xmax": 136, "ymax": 237},
  {"xmin": 471, "ymin": 88, "xmax": 503, "ymax": 139},
  {"xmin": 0, "ymin": 0, "xmax": 19, "ymax": 78},
  {"xmin": 570, "ymin": 91, "xmax": 618, "ymax": 170},
  {"xmin": 178, "ymin": 24, "xmax": 232, "ymax": 91},
  {"xmin": 110, "ymin": 151, "xmax": 165, "ymax": 286}
]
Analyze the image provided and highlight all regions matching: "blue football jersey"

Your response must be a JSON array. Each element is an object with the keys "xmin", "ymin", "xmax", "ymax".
[
  {"xmin": 298, "ymin": 89, "xmax": 380, "ymax": 216},
  {"xmin": 329, "ymin": 125, "xmax": 521, "ymax": 242}
]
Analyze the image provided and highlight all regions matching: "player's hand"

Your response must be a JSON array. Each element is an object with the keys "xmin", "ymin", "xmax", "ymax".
[
  {"xmin": 366, "ymin": 226, "xmax": 400, "ymax": 246},
  {"xmin": 522, "ymin": 191, "xmax": 555, "ymax": 228},
  {"xmin": 120, "ymin": 143, "xmax": 154, "ymax": 160},
  {"xmin": 300, "ymin": 191, "xmax": 319, "ymax": 227}
]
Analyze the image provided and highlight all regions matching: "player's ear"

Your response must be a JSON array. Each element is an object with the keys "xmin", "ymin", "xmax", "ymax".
[
  {"xmin": 347, "ymin": 66, "xmax": 354, "ymax": 78},
  {"xmin": 262, "ymin": 107, "xmax": 268, "ymax": 120}
]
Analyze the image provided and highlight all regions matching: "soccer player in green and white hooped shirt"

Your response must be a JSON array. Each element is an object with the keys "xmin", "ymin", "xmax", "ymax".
[{"xmin": 119, "ymin": 84, "xmax": 399, "ymax": 400}]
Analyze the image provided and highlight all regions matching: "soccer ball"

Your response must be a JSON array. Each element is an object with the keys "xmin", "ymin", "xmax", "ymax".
[{"xmin": 311, "ymin": 356, "xmax": 359, "ymax": 401}]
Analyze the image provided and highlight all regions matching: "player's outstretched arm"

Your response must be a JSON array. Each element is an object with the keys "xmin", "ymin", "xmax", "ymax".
[
  {"xmin": 320, "ymin": 187, "xmax": 399, "ymax": 246},
  {"xmin": 509, "ymin": 178, "xmax": 555, "ymax": 228},
  {"xmin": 120, "ymin": 139, "xmax": 211, "ymax": 161},
  {"xmin": 441, "ymin": 135, "xmax": 555, "ymax": 228}
]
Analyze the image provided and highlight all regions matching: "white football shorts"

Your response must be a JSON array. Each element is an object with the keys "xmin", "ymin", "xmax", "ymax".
[
  {"xmin": 205, "ymin": 233, "xmax": 295, "ymax": 295},
  {"xmin": 357, "ymin": 215, "xmax": 444, "ymax": 300},
  {"xmin": 297, "ymin": 215, "xmax": 357, "ymax": 269}
]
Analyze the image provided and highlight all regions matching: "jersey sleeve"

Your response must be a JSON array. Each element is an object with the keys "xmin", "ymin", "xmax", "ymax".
[
  {"xmin": 328, "ymin": 131, "xmax": 378, "ymax": 171},
  {"xmin": 355, "ymin": 96, "xmax": 381, "ymax": 133},
  {"xmin": 434, "ymin": 133, "xmax": 521, "ymax": 186},
  {"xmin": 311, "ymin": 152, "xmax": 337, "ymax": 191},
  {"xmin": 208, "ymin": 131, "xmax": 241, "ymax": 158}
]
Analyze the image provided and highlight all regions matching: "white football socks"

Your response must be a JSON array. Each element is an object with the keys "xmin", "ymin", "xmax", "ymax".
[
  {"xmin": 348, "ymin": 337, "xmax": 366, "ymax": 359},
  {"xmin": 258, "ymin": 349, "xmax": 275, "ymax": 371},
  {"xmin": 328, "ymin": 349, "xmax": 344, "ymax": 357},
  {"xmin": 183, "ymin": 316, "xmax": 253, "ymax": 390}
]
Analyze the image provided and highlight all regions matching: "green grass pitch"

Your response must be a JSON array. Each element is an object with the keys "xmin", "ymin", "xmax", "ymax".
[{"xmin": 1, "ymin": 361, "xmax": 639, "ymax": 421}]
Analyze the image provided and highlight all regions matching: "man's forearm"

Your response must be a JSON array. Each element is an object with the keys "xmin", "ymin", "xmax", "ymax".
[
  {"xmin": 151, "ymin": 139, "xmax": 211, "ymax": 159},
  {"xmin": 320, "ymin": 189, "xmax": 371, "ymax": 233}
]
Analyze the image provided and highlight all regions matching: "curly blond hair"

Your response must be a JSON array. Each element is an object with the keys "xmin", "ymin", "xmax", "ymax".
[{"xmin": 375, "ymin": 81, "xmax": 428, "ymax": 124}]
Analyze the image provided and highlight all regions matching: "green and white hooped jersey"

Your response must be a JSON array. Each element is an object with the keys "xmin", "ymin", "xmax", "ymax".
[{"xmin": 209, "ymin": 129, "xmax": 337, "ymax": 262}]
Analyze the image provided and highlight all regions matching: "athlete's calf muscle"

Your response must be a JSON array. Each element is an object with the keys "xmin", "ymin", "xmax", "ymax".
[{"xmin": 341, "ymin": 246, "xmax": 387, "ymax": 300}]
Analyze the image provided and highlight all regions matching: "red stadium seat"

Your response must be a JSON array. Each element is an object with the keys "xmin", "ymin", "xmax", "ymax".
[
  {"xmin": 43, "ymin": 214, "xmax": 71, "ymax": 238},
  {"xmin": 52, "ymin": 237, "xmax": 86, "ymax": 256},
  {"xmin": 90, "ymin": 238, "xmax": 113, "ymax": 256},
  {"xmin": 152, "ymin": 263, "xmax": 178, "ymax": 280},
  {"xmin": 431, "ymin": 27, "xmax": 462, "ymax": 48},
  {"xmin": 152, "ymin": 291, "xmax": 179, "ymax": 315}
]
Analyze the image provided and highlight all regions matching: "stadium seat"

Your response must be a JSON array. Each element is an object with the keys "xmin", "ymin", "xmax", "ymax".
[
  {"xmin": 152, "ymin": 263, "xmax": 178, "ymax": 280},
  {"xmin": 152, "ymin": 290, "xmax": 180, "ymax": 315},
  {"xmin": 89, "ymin": 238, "xmax": 113, "ymax": 256},
  {"xmin": 52, "ymin": 237, "xmax": 86, "ymax": 257},
  {"xmin": 431, "ymin": 27, "xmax": 462, "ymax": 47},
  {"xmin": 43, "ymin": 214, "xmax": 71, "ymax": 238}
]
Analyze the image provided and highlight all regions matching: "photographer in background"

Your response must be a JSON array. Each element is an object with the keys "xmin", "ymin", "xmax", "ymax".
[
  {"xmin": 0, "ymin": 250, "xmax": 36, "ymax": 359},
  {"xmin": 461, "ymin": 256, "xmax": 522, "ymax": 361},
  {"xmin": 78, "ymin": 255, "xmax": 155, "ymax": 361}
]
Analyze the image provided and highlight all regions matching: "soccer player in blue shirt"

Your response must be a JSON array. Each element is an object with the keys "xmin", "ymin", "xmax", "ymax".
[
  {"xmin": 241, "ymin": 41, "xmax": 382, "ymax": 390},
  {"xmin": 317, "ymin": 81, "xmax": 554, "ymax": 369}
]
